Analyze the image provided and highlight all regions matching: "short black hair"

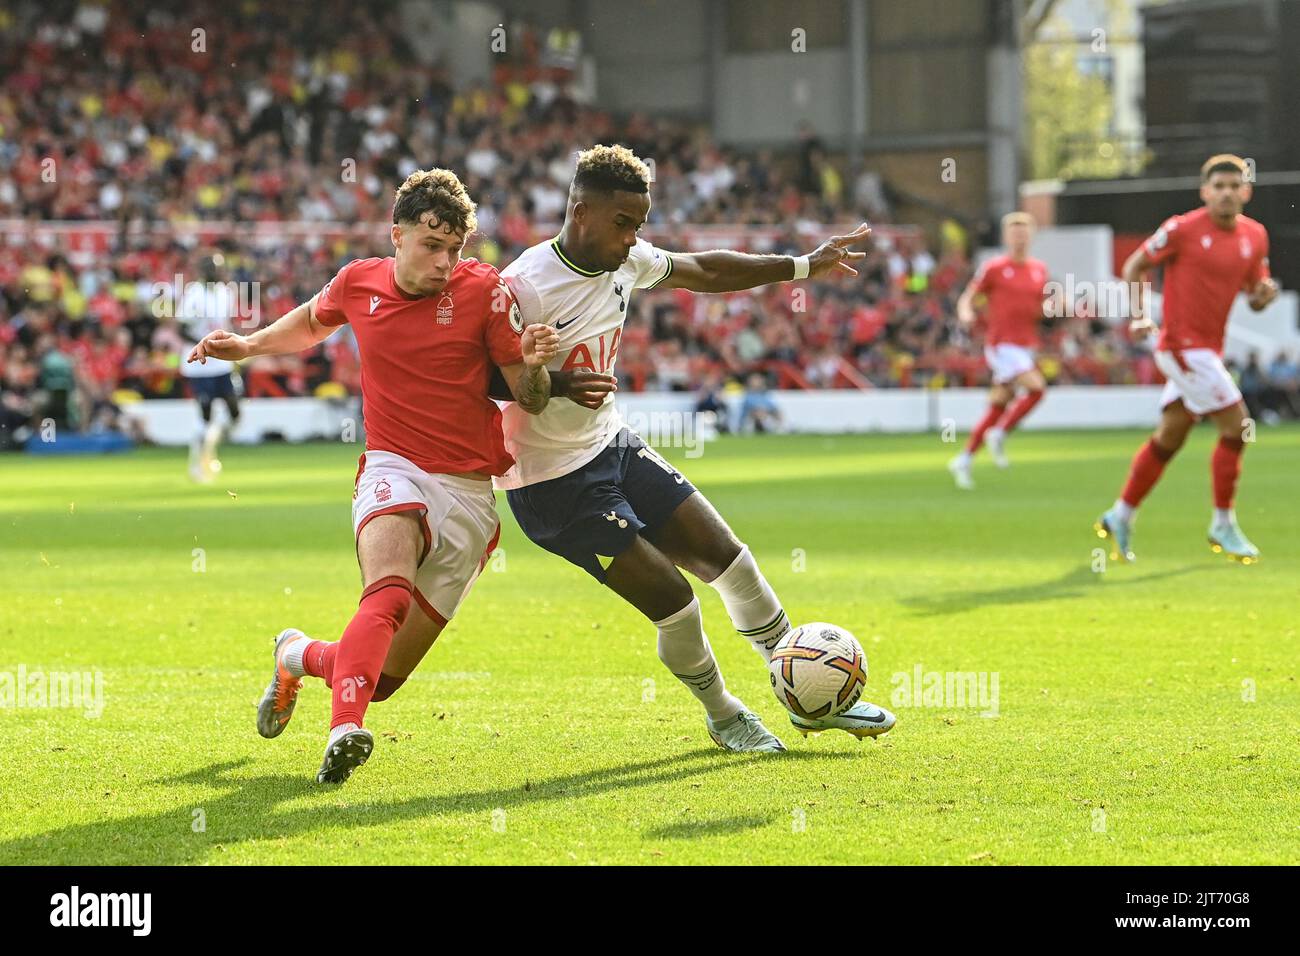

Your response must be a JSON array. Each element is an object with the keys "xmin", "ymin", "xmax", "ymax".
[{"xmin": 1201, "ymin": 154, "xmax": 1247, "ymax": 182}]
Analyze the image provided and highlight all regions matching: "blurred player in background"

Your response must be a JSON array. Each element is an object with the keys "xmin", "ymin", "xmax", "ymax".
[
  {"xmin": 948, "ymin": 212, "xmax": 1053, "ymax": 490},
  {"xmin": 1096, "ymin": 154, "xmax": 1277, "ymax": 563},
  {"xmin": 189, "ymin": 169, "xmax": 560, "ymax": 783},
  {"xmin": 177, "ymin": 257, "xmax": 242, "ymax": 482},
  {"xmin": 491, "ymin": 145, "xmax": 895, "ymax": 751}
]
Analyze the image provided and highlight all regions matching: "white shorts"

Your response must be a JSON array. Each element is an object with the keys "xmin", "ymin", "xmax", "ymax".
[
  {"xmin": 1155, "ymin": 349, "xmax": 1242, "ymax": 417},
  {"xmin": 984, "ymin": 343, "xmax": 1038, "ymax": 385},
  {"xmin": 351, "ymin": 451, "xmax": 501, "ymax": 625}
]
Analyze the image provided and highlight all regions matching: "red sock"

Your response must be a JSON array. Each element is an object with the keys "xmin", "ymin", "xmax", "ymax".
[
  {"xmin": 1212, "ymin": 436, "xmax": 1245, "ymax": 509},
  {"xmin": 302, "ymin": 641, "xmax": 338, "ymax": 687},
  {"xmin": 966, "ymin": 403, "xmax": 1007, "ymax": 453},
  {"xmin": 330, "ymin": 576, "xmax": 412, "ymax": 730},
  {"xmin": 1121, "ymin": 438, "xmax": 1177, "ymax": 508},
  {"xmin": 997, "ymin": 389, "xmax": 1044, "ymax": 433}
]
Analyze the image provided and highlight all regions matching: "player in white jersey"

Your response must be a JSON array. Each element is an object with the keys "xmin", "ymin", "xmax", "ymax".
[
  {"xmin": 488, "ymin": 145, "xmax": 896, "ymax": 751},
  {"xmin": 176, "ymin": 260, "xmax": 242, "ymax": 482}
]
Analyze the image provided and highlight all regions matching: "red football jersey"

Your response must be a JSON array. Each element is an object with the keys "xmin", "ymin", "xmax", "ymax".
[
  {"xmin": 314, "ymin": 256, "xmax": 524, "ymax": 475},
  {"xmin": 1142, "ymin": 207, "xmax": 1270, "ymax": 353},
  {"xmin": 972, "ymin": 254, "xmax": 1050, "ymax": 347}
]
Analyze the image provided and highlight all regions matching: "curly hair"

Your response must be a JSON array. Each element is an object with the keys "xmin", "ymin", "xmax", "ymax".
[
  {"xmin": 572, "ymin": 144, "xmax": 651, "ymax": 194},
  {"xmin": 392, "ymin": 168, "xmax": 478, "ymax": 234}
]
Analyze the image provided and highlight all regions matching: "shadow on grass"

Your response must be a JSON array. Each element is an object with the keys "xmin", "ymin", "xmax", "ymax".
[
  {"xmin": 900, "ymin": 563, "xmax": 1205, "ymax": 617},
  {"xmin": 643, "ymin": 813, "xmax": 775, "ymax": 840},
  {"xmin": 3, "ymin": 748, "xmax": 861, "ymax": 865}
]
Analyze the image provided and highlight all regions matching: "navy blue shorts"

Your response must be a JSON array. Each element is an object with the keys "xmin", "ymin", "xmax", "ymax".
[
  {"xmin": 507, "ymin": 428, "xmax": 697, "ymax": 581},
  {"xmin": 189, "ymin": 374, "xmax": 236, "ymax": 403}
]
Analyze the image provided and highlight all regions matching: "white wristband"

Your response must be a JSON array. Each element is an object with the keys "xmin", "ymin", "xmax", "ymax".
[{"xmin": 791, "ymin": 255, "xmax": 810, "ymax": 280}]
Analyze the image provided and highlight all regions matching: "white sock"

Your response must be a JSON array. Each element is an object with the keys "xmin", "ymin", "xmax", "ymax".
[
  {"xmin": 203, "ymin": 421, "xmax": 223, "ymax": 457},
  {"xmin": 189, "ymin": 429, "xmax": 204, "ymax": 466},
  {"xmin": 1112, "ymin": 499, "xmax": 1135, "ymax": 523},
  {"xmin": 954, "ymin": 450, "xmax": 972, "ymax": 467},
  {"xmin": 707, "ymin": 546, "xmax": 790, "ymax": 662},
  {"xmin": 1213, "ymin": 507, "xmax": 1235, "ymax": 527},
  {"xmin": 655, "ymin": 596, "xmax": 743, "ymax": 722},
  {"xmin": 280, "ymin": 632, "xmax": 312, "ymax": 677},
  {"xmin": 328, "ymin": 721, "xmax": 360, "ymax": 745}
]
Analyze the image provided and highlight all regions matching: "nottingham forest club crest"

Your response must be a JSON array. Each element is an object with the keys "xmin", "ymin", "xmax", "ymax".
[{"xmin": 436, "ymin": 293, "xmax": 454, "ymax": 325}]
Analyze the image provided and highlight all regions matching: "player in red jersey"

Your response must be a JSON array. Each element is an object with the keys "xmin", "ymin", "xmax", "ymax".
[
  {"xmin": 948, "ymin": 212, "xmax": 1053, "ymax": 489},
  {"xmin": 1095, "ymin": 155, "xmax": 1277, "ymax": 563},
  {"xmin": 188, "ymin": 169, "xmax": 561, "ymax": 782}
]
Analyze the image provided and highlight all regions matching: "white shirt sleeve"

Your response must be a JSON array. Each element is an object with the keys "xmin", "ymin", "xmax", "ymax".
[{"xmin": 628, "ymin": 237, "xmax": 675, "ymax": 291}]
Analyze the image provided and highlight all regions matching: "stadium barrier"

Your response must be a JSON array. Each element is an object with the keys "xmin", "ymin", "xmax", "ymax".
[{"xmin": 112, "ymin": 386, "xmax": 1167, "ymax": 449}]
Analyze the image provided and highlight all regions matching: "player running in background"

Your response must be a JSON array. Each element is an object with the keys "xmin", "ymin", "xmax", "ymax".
[
  {"xmin": 176, "ymin": 256, "xmax": 243, "ymax": 482},
  {"xmin": 1096, "ymin": 154, "xmax": 1277, "ymax": 563},
  {"xmin": 188, "ymin": 169, "xmax": 559, "ymax": 783},
  {"xmin": 493, "ymin": 145, "xmax": 895, "ymax": 751},
  {"xmin": 948, "ymin": 212, "xmax": 1053, "ymax": 490}
]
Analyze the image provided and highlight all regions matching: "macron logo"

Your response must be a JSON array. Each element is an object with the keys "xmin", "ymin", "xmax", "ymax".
[
  {"xmin": 50, "ymin": 886, "xmax": 151, "ymax": 936},
  {"xmin": 369, "ymin": 295, "xmax": 381, "ymax": 315}
]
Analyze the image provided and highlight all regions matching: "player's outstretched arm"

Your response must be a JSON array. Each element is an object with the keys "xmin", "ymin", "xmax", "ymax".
[
  {"xmin": 661, "ymin": 223, "xmax": 871, "ymax": 294},
  {"xmin": 187, "ymin": 295, "xmax": 336, "ymax": 365},
  {"xmin": 1121, "ymin": 246, "xmax": 1156, "ymax": 338},
  {"xmin": 497, "ymin": 323, "xmax": 558, "ymax": 415},
  {"xmin": 956, "ymin": 282, "xmax": 981, "ymax": 326}
]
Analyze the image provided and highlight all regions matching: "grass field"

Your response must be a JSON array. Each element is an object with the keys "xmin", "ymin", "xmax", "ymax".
[{"xmin": 2, "ymin": 427, "xmax": 1298, "ymax": 865}]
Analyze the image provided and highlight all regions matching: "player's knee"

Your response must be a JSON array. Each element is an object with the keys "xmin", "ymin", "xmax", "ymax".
[
  {"xmin": 371, "ymin": 673, "xmax": 407, "ymax": 702},
  {"xmin": 700, "ymin": 539, "xmax": 744, "ymax": 582},
  {"xmin": 668, "ymin": 576, "xmax": 695, "ymax": 613},
  {"xmin": 1153, "ymin": 426, "xmax": 1187, "ymax": 456},
  {"xmin": 360, "ymin": 576, "xmax": 413, "ymax": 628}
]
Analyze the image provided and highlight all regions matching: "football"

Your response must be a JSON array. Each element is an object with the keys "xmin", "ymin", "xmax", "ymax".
[{"xmin": 768, "ymin": 623, "xmax": 868, "ymax": 721}]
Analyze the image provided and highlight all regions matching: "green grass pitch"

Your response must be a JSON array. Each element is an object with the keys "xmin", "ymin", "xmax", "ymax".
[{"xmin": 2, "ymin": 427, "xmax": 1297, "ymax": 865}]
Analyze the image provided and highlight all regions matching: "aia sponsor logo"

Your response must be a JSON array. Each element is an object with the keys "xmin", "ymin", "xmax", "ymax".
[
  {"xmin": 562, "ymin": 328, "xmax": 622, "ymax": 373},
  {"xmin": 375, "ymin": 478, "xmax": 392, "ymax": 504}
]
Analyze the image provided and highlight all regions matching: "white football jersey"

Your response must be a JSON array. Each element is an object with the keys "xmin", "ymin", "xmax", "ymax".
[
  {"xmin": 177, "ymin": 282, "xmax": 235, "ymax": 379},
  {"xmin": 495, "ymin": 236, "xmax": 675, "ymax": 489}
]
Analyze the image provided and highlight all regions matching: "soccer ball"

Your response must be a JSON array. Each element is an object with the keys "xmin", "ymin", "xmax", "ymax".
[{"xmin": 769, "ymin": 623, "xmax": 867, "ymax": 720}]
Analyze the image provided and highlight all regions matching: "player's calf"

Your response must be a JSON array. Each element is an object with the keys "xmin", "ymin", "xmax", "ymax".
[{"xmin": 705, "ymin": 545, "xmax": 791, "ymax": 662}]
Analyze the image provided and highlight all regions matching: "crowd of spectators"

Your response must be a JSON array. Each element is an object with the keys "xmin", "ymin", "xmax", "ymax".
[{"xmin": 2, "ymin": 0, "xmax": 1252, "ymax": 449}]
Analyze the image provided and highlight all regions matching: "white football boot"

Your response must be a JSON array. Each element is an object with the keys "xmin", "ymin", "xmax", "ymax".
[
  {"xmin": 948, "ymin": 455, "xmax": 975, "ymax": 490},
  {"xmin": 706, "ymin": 709, "xmax": 787, "ymax": 753},
  {"xmin": 790, "ymin": 700, "xmax": 896, "ymax": 740}
]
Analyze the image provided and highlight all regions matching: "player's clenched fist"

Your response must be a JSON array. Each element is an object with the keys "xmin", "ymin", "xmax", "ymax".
[
  {"xmin": 1247, "ymin": 277, "xmax": 1279, "ymax": 311},
  {"xmin": 561, "ymin": 371, "xmax": 617, "ymax": 409},
  {"xmin": 1128, "ymin": 316, "xmax": 1156, "ymax": 340},
  {"xmin": 188, "ymin": 328, "xmax": 251, "ymax": 364},
  {"xmin": 521, "ymin": 323, "xmax": 560, "ymax": 367}
]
